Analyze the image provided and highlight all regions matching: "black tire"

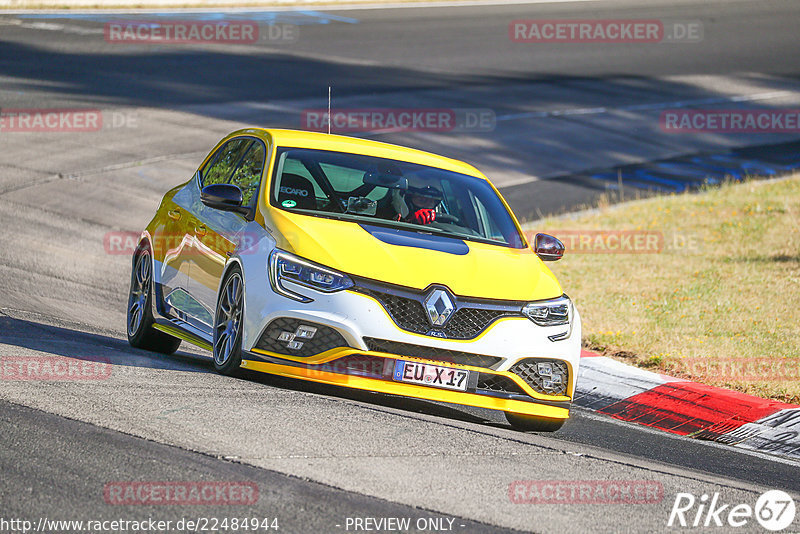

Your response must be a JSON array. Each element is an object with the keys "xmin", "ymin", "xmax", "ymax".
[
  {"xmin": 505, "ymin": 411, "xmax": 566, "ymax": 432},
  {"xmin": 127, "ymin": 247, "xmax": 182, "ymax": 355},
  {"xmin": 212, "ymin": 266, "xmax": 245, "ymax": 376}
]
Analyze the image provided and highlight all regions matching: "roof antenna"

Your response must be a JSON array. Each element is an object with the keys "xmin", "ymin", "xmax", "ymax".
[{"xmin": 327, "ymin": 85, "xmax": 332, "ymax": 135}]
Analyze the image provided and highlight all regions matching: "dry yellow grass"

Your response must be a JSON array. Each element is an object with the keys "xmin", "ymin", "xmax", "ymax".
[{"xmin": 523, "ymin": 175, "xmax": 800, "ymax": 404}]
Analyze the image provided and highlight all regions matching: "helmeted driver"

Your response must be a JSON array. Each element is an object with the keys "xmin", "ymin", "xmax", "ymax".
[{"xmin": 403, "ymin": 184, "xmax": 443, "ymax": 225}]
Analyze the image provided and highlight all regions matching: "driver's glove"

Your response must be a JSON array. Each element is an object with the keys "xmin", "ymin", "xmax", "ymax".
[{"xmin": 412, "ymin": 209, "xmax": 436, "ymax": 225}]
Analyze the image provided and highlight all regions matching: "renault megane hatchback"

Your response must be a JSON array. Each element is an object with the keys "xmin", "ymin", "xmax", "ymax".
[{"xmin": 127, "ymin": 128, "xmax": 581, "ymax": 431}]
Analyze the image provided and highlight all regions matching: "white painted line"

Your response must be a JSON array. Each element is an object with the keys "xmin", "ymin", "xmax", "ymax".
[
  {"xmin": 0, "ymin": 0, "xmax": 604, "ymax": 16},
  {"xmin": 574, "ymin": 406, "xmax": 800, "ymax": 468},
  {"xmin": 574, "ymin": 353, "xmax": 800, "ymax": 464},
  {"xmin": 727, "ymin": 409, "xmax": 800, "ymax": 460},
  {"xmin": 574, "ymin": 356, "xmax": 670, "ymax": 410},
  {"xmin": 13, "ymin": 21, "xmax": 103, "ymax": 34},
  {"xmin": 283, "ymin": 0, "xmax": 604, "ymax": 10}
]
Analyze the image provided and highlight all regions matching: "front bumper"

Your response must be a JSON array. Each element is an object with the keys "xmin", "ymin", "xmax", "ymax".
[
  {"xmin": 242, "ymin": 353, "xmax": 570, "ymax": 418},
  {"xmin": 239, "ymin": 276, "xmax": 581, "ymax": 419}
]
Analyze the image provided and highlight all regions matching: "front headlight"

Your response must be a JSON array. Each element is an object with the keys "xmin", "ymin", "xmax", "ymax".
[
  {"xmin": 268, "ymin": 250, "xmax": 354, "ymax": 302},
  {"xmin": 522, "ymin": 295, "xmax": 572, "ymax": 326}
]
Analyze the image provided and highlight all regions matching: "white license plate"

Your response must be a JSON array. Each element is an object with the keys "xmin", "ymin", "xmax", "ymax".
[{"xmin": 393, "ymin": 360, "xmax": 469, "ymax": 391}]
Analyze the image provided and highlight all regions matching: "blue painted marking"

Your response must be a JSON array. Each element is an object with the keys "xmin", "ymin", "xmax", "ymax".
[
  {"xmin": 707, "ymin": 155, "xmax": 781, "ymax": 176},
  {"xmin": 360, "ymin": 224, "xmax": 470, "ymax": 256},
  {"xmin": 628, "ymin": 169, "xmax": 691, "ymax": 192},
  {"xmin": 589, "ymin": 171, "xmax": 679, "ymax": 193},
  {"xmin": 650, "ymin": 162, "xmax": 717, "ymax": 180},
  {"xmin": 18, "ymin": 10, "xmax": 359, "ymax": 25},
  {"xmin": 734, "ymin": 148, "xmax": 800, "ymax": 166},
  {"xmin": 588, "ymin": 144, "xmax": 800, "ymax": 193},
  {"xmin": 684, "ymin": 156, "xmax": 747, "ymax": 180},
  {"xmin": 700, "ymin": 156, "xmax": 762, "ymax": 177}
]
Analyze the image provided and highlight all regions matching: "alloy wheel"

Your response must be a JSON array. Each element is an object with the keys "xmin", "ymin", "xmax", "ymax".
[
  {"xmin": 214, "ymin": 272, "xmax": 243, "ymax": 366},
  {"xmin": 128, "ymin": 251, "xmax": 151, "ymax": 337}
]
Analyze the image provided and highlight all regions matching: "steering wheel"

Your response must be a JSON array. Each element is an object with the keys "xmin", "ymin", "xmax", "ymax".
[{"xmin": 435, "ymin": 213, "xmax": 461, "ymax": 225}]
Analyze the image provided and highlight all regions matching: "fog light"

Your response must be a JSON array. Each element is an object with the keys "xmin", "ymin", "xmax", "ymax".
[{"xmin": 295, "ymin": 325, "xmax": 318, "ymax": 339}]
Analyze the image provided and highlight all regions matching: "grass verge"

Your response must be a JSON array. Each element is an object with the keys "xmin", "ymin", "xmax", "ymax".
[{"xmin": 523, "ymin": 175, "xmax": 800, "ymax": 404}]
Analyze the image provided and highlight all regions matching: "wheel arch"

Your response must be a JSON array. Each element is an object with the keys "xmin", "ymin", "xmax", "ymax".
[
  {"xmin": 133, "ymin": 231, "xmax": 153, "ymax": 263},
  {"xmin": 216, "ymin": 257, "xmax": 245, "ymax": 297},
  {"xmin": 132, "ymin": 231, "xmax": 167, "ymax": 320}
]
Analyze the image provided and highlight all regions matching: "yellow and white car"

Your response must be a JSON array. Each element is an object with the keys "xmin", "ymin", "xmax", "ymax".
[{"xmin": 127, "ymin": 128, "xmax": 580, "ymax": 431}]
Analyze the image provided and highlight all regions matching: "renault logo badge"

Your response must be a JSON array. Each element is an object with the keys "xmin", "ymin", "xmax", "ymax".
[{"xmin": 424, "ymin": 288, "xmax": 455, "ymax": 327}]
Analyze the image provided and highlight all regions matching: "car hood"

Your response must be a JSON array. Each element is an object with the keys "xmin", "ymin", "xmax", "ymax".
[{"xmin": 268, "ymin": 211, "xmax": 562, "ymax": 301}]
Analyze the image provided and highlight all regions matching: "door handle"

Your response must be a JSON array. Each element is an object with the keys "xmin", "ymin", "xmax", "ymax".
[
  {"xmin": 195, "ymin": 225, "xmax": 207, "ymax": 236},
  {"xmin": 167, "ymin": 209, "xmax": 181, "ymax": 221}
]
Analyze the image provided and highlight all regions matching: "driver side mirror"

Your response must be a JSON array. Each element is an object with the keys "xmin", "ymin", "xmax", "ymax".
[
  {"xmin": 533, "ymin": 233, "xmax": 564, "ymax": 261},
  {"xmin": 201, "ymin": 184, "xmax": 250, "ymax": 216}
]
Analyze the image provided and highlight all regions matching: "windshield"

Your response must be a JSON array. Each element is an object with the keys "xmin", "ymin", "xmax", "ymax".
[{"xmin": 270, "ymin": 147, "xmax": 526, "ymax": 248}]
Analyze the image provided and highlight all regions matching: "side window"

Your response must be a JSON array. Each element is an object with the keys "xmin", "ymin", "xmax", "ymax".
[
  {"xmin": 229, "ymin": 141, "xmax": 266, "ymax": 207},
  {"xmin": 201, "ymin": 139, "xmax": 252, "ymax": 187},
  {"xmin": 470, "ymin": 191, "xmax": 504, "ymax": 241},
  {"xmin": 273, "ymin": 153, "xmax": 321, "ymax": 210},
  {"xmin": 440, "ymin": 180, "xmax": 464, "ymax": 219}
]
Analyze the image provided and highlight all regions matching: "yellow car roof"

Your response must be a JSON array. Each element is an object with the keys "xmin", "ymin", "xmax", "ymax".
[{"xmin": 237, "ymin": 128, "xmax": 487, "ymax": 179}]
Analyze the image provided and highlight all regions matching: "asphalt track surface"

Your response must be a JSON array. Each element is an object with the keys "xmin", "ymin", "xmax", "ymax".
[{"xmin": 1, "ymin": 1, "xmax": 799, "ymax": 532}]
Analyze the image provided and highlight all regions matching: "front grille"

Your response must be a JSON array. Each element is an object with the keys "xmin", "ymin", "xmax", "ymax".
[
  {"xmin": 446, "ymin": 307, "xmax": 516, "ymax": 339},
  {"xmin": 256, "ymin": 318, "xmax": 348, "ymax": 357},
  {"xmin": 366, "ymin": 290, "xmax": 429, "ymax": 335},
  {"xmin": 364, "ymin": 337, "xmax": 501, "ymax": 369},
  {"xmin": 356, "ymin": 286, "xmax": 521, "ymax": 340},
  {"xmin": 509, "ymin": 358, "xmax": 569, "ymax": 396},
  {"xmin": 476, "ymin": 373, "xmax": 526, "ymax": 395}
]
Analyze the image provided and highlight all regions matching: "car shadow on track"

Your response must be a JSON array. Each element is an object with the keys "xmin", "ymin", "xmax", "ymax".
[
  {"xmin": 0, "ymin": 315, "xmax": 212, "ymax": 373},
  {"xmin": 239, "ymin": 367, "xmax": 499, "ymax": 427},
  {"xmin": 0, "ymin": 314, "xmax": 506, "ymax": 428}
]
